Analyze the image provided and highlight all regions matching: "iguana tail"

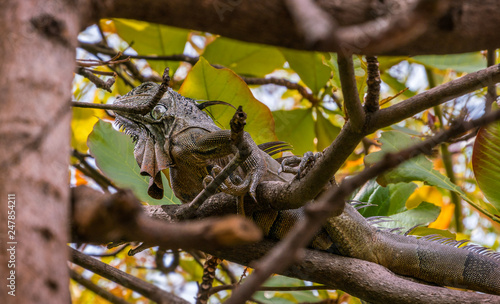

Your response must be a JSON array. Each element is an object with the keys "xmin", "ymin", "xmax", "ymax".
[
  {"xmin": 323, "ymin": 203, "xmax": 500, "ymax": 295},
  {"xmin": 374, "ymin": 231, "xmax": 500, "ymax": 295},
  {"xmin": 255, "ymin": 203, "xmax": 500, "ymax": 295}
]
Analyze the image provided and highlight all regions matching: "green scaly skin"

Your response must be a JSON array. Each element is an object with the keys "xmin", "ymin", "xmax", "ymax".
[{"xmin": 114, "ymin": 82, "xmax": 500, "ymax": 295}]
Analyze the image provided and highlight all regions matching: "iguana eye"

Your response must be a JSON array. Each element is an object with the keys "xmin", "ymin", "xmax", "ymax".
[{"xmin": 151, "ymin": 104, "xmax": 167, "ymax": 120}]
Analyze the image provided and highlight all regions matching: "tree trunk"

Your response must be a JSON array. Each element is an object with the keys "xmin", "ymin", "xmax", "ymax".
[{"xmin": 0, "ymin": 1, "xmax": 80, "ymax": 303}]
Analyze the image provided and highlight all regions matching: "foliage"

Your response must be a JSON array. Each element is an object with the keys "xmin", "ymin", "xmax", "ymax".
[{"xmin": 70, "ymin": 18, "xmax": 500, "ymax": 303}]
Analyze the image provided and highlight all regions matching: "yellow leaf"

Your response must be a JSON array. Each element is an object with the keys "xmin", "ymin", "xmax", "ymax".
[
  {"xmin": 71, "ymin": 92, "xmax": 106, "ymax": 153},
  {"xmin": 406, "ymin": 185, "xmax": 444, "ymax": 208},
  {"xmin": 429, "ymin": 203, "xmax": 454, "ymax": 229}
]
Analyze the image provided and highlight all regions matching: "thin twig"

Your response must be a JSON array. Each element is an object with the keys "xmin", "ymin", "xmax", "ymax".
[
  {"xmin": 364, "ymin": 56, "xmax": 381, "ymax": 112},
  {"xmin": 75, "ymin": 67, "xmax": 115, "ymax": 92},
  {"xmin": 72, "ymin": 149, "xmax": 117, "ymax": 192},
  {"xmin": 196, "ymin": 255, "xmax": 223, "ymax": 304},
  {"xmin": 209, "ymin": 283, "xmax": 331, "ymax": 296},
  {"xmin": 81, "ymin": 67, "xmax": 116, "ymax": 76},
  {"xmin": 69, "ymin": 247, "xmax": 190, "ymax": 304},
  {"xmin": 71, "ymin": 67, "xmax": 170, "ymax": 114},
  {"xmin": 69, "ymin": 268, "xmax": 131, "ymax": 304},
  {"xmin": 486, "ymin": 49, "xmax": 497, "ymax": 113},
  {"xmin": 87, "ymin": 245, "xmax": 128, "ymax": 257},
  {"xmin": 242, "ymin": 76, "xmax": 320, "ymax": 105}
]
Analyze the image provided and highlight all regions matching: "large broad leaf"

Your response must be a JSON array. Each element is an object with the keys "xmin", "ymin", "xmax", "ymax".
[
  {"xmin": 272, "ymin": 108, "xmax": 315, "ymax": 155},
  {"xmin": 385, "ymin": 202, "xmax": 441, "ymax": 230},
  {"xmin": 355, "ymin": 180, "xmax": 418, "ymax": 217},
  {"xmin": 367, "ymin": 131, "xmax": 461, "ymax": 189},
  {"xmin": 410, "ymin": 52, "xmax": 486, "ymax": 73},
  {"xmin": 366, "ymin": 131, "xmax": 500, "ymax": 222},
  {"xmin": 473, "ymin": 121, "xmax": 500, "ymax": 211},
  {"xmin": 365, "ymin": 131, "xmax": 470, "ymax": 199},
  {"xmin": 178, "ymin": 57, "xmax": 277, "ymax": 144},
  {"xmin": 88, "ymin": 120, "xmax": 180, "ymax": 205},
  {"xmin": 113, "ymin": 19, "xmax": 189, "ymax": 76},
  {"xmin": 315, "ymin": 110, "xmax": 341, "ymax": 151},
  {"xmin": 253, "ymin": 275, "xmax": 320, "ymax": 304},
  {"xmin": 353, "ymin": 180, "xmax": 439, "ymax": 231},
  {"xmin": 203, "ymin": 37, "xmax": 285, "ymax": 76},
  {"xmin": 281, "ymin": 49, "xmax": 331, "ymax": 94}
]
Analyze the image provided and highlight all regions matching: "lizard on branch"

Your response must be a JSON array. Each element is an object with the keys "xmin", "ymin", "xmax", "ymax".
[{"xmin": 113, "ymin": 81, "xmax": 500, "ymax": 296}]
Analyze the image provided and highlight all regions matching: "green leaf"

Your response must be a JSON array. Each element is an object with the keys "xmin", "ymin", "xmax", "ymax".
[
  {"xmin": 384, "ymin": 202, "xmax": 441, "ymax": 230},
  {"xmin": 410, "ymin": 52, "xmax": 486, "ymax": 73},
  {"xmin": 377, "ymin": 56, "xmax": 408, "ymax": 72},
  {"xmin": 178, "ymin": 57, "xmax": 277, "ymax": 144},
  {"xmin": 380, "ymin": 73, "xmax": 416, "ymax": 99},
  {"xmin": 364, "ymin": 131, "xmax": 482, "ymax": 211},
  {"xmin": 315, "ymin": 110, "xmax": 341, "ymax": 151},
  {"xmin": 355, "ymin": 180, "xmax": 418, "ymax": 217},
  {"xmin": 409, "ymin": 227, "xmax": 456, "ymax": 239},
  {"xmin": 253, "ymin": 276, "xmax": 318, "ymax": 304},
  {"xmin": 282, "ymin": 49, "xmax": 331, "ymax": 94},
  {"xmin": 203, "ymin": 37, "xmax": 285, "ymax": 76},
  {"xmin": 88, "ymin": 120, "xmax": 180, "ymax": 205},
  {"xmin": 473, "ymin": 121, "xmax": 500, "ymax": 211},
  {"xmin": 113, "ymin": 19, "xmax": 189, "ymax": 76},
  {"xmin": 272, "ymin": 108, "xmax": 315, "ymax": 155}
]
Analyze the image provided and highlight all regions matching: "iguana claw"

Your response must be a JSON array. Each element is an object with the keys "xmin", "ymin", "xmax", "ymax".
[{"xmin": 279, "ymin": 151, "xmax": 319, "ymax": 179}]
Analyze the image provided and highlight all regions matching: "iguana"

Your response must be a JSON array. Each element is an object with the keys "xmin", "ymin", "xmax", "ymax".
[{"xmin": 113, "ymin": 82, "xmax": 500, "ymax": 295}]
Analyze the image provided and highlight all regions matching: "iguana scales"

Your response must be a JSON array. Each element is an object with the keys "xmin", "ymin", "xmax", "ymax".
[{"xmin": 113, "ymin": 82, "xmax": 500, "ymax": 295}]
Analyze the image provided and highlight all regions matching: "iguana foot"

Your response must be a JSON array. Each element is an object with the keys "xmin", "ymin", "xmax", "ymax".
[
  {"xmin": 278, "ymin": 151, "xmax": 321, "ymax": 179},
  {"xmin": 203, "ymin": 165, "xmax": 257, "ymax": 199}
]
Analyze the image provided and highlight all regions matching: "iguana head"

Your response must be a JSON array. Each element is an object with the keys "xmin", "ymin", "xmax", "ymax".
[{"xmin": 113, "ymin": 82, "xmax": 218, "ymax": 199}]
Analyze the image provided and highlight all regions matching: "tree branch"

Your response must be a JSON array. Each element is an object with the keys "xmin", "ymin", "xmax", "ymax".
[
  {"xmin": 337, "ymin": 53, "xmax": 365, "ymax": 132},
  {"xmin": 242, "ymin": 76, "xmax": 320, "ymax": 105},
  {"xmin": 69, "ymin": 268, "xmax": 130, "ymax": 304},
  {"xmin": 209, "ymin": 240, "xmax": 500, "ymax": 304},
  {"xmin": 486, "ymin": 49, "xmax": 498, "ymax": 113},
  {"xmin": 331, "ymin": 0, "xmax": 450, "ymax": 55},
  {"xmin": 364, "ymin": 56, "xmax": 381, "ymax": 112},
  {"xmin": 69, "ymin": 247, "xmax": 190, "ymax": 304},
  {"xmin": 71, "ymin": 186, "xmax": 262, "ymax": 250},
  {"xmin": 94, "ymin": 0, "xmax": 500, "ymax": 55},
  {"xmin": 75, "ymin": 67, "xmax": 115, "ymax": 92},
  {"xmin": 369, "ymin": 63, "xmax": 500, "ymax": 132}
]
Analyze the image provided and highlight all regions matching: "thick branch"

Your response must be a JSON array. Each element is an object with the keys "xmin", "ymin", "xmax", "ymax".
[
  {"xmin": 70, "ymin": 247, "xmax": 189, "ymax": 304},
  {"xmin": 211, "ymin": 240, "xmax": 499, "ymax": 304},
  {"xmin": 370, "ymin": 63, "xmax": 500, "ymax": 132},
  {"xmin": 71, "ymin": 186, "xmax": 262, "ymax": 249},
  {"xmin": 94, "ymin": 0, "xmax": 500, "ymax": 55}
]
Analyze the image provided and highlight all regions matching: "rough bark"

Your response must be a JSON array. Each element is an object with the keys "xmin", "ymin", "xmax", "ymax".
[
  {"xmin": 96, "ymin": 0, "xmax": 500, "ymax": 55},
  {"xmin": 0, "ymin": 1, "xmax": 81, "ymax": 303}
]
